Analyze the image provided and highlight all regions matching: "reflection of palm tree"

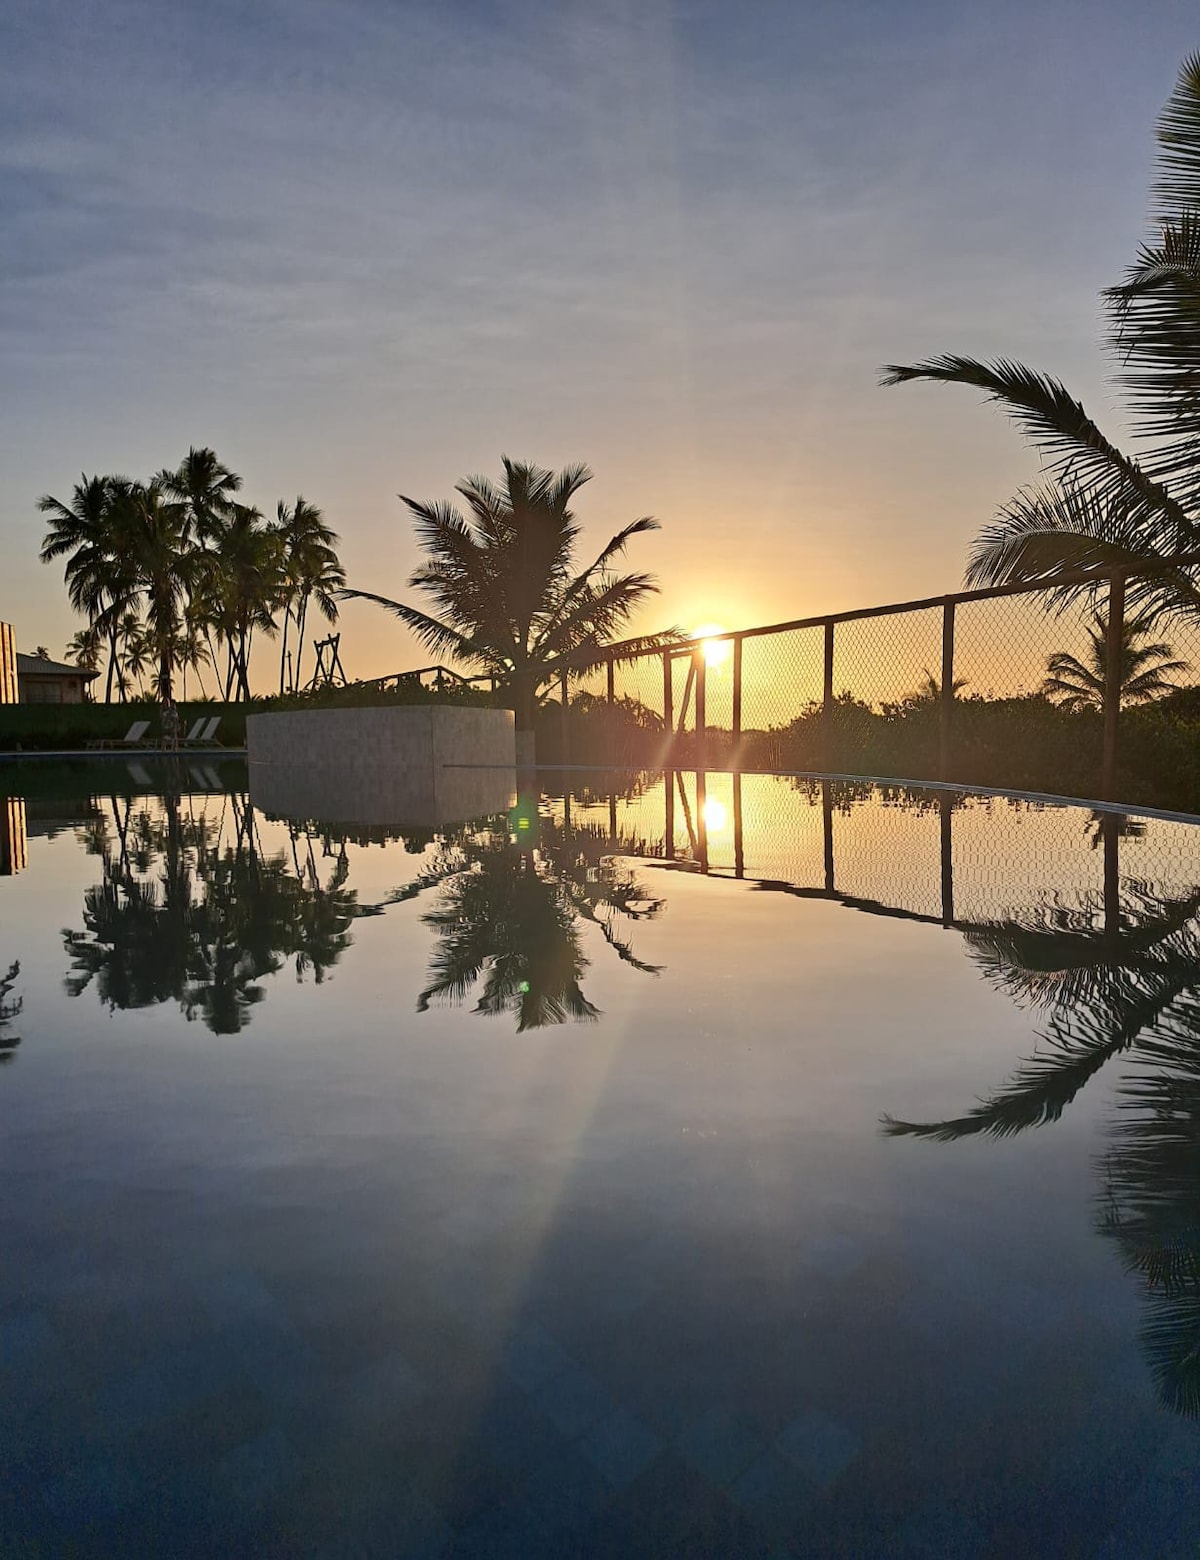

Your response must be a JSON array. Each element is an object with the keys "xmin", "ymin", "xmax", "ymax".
[
  {"xmin": 419, "ymin": 835, "xmax": 599, "ymax": 1030},
  {"xmin": 0, "ymin": 961, "xmax": 22, "ymax": 1063},
  {"xmin": 63, "ymin": 792, "xmax": 360, "ymax": 1035},
  {"xmin": 883, "ymin": 877, "xmax": 1200, "ymax": 1416},
  {"xmin": 401, "ymin": 799, "xmax": 665, "ymax": 1030},
  {"xmin": 1042, "ymin": 613, "xmax": 1187, "ymax": 712},
  {"xmin": 1100, "ymin": 1028, "xmax": 1200, "ymax": 1415}
]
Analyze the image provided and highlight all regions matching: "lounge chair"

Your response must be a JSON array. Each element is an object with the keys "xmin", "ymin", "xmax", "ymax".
[
  {"xmin": 86, "ymin": 719, "xmax": 152, "ymax": 751},
  {"xmin": 183, "ymin": 717, "xmax": 221, "ymax": 748}
]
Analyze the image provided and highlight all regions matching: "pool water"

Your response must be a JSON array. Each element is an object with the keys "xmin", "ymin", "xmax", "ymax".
[{"xmin": 1, "ymin": 761, "xmax": 1198, "ymax": 1557}]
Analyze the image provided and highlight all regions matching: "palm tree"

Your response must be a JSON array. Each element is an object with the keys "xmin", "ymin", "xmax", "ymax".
[
  {"xmin": 274, "ymin": 498, "xmax": 345, "ymax": 693},
  {"xmin": 108, "ymin": 479, "xmax": 208, "ymax": 707},
  {"xmin": 114, "ymin": 611, "xmax": 150, "ymax": 700},
  {"xmin": 882, "ymin": 54, "xmax": 1200, "ymax": 624},
  {"xmin": 1042, "ymin": 612, "xmax": 1188, "ymax": 712},
  {"xmin": 66, "ymin": 626, "xmax": 103, "ymax": 677},
  {"xmin": 158, "ymin": 447, "xmax": 242, "ymax": 548},
  {"xmin": 342, "ymin": 458, "xmax": 671, "ymax": 749},
  {"xmin": 38, "ymin": 474, "xmax": 137, "ymax": 702},
  {"xmin": 206, "ymin": 504, "xmax": 282, "ymax": 700}
]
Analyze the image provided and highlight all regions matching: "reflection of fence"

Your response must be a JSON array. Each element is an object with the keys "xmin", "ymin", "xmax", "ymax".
[
  {"xmin": 586, "ymin": 557, "xmax": 1200, "ymax": 810},
  {"xmin": 562, "ymin": 771, "xmax": 1200, "ymax": 934}
]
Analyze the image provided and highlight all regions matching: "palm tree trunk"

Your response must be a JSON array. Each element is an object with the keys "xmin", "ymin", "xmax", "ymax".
[
  {"xmin": 294, "ymin": 594, "xmax": 309, "ymax": 690},
  {"xmin": 105, "ymin": 617, "xmax": 119, "ymax": 704},
  {"xmin": 279, "ymin": 603, "xmax": 290, "ymax": 696}
]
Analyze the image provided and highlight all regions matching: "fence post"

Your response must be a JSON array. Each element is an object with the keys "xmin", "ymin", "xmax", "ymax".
[
  {"xmin": 822, "ymin": 620, "xmax": 835, "ymax": 773},
  {"xmin": 822, "ymin": 777, "xmax": 834, "ymax": 892},
  {"xmin": 732, "ymin": 635, "xmax": 743, "ymax": 768},
  {"xmin": 939, "ymin": 792, "xmax": 954, "ymax": 927},
  {"xmin": 606, "ymin": 653, "xmax": 615, "ymax": 708},
  {"xmin": 662, "ymin": 650, "xmax": 673, "ymax": 766},
  {"xmin": 940, "ymin": 598, "xmax": 956, "ymax": 782},
  {"xmin": 560, "ymin": 668, "xmax": 570, "ymax": 767},
  {"xmin": 1102, "ymin": 572, "xmax": 1126, "ymax": 803},
  {"xmin": 733, "ymin": 771, "xmax": 744, "ymax": 879},
  {"xmin": 695, "ymin": 649, "xmax": 707, "ymax": 770}
]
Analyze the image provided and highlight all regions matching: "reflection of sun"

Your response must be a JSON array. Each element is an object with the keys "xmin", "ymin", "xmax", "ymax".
[
  {"xmin": 702, "ymin": 797, "xmax": 728, "ymax": 832},
  {"xmin": 692, "ymin": 623, "xmax": 731, "ymax": 666}
]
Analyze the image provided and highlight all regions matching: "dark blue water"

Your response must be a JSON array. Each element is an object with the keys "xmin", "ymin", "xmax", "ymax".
[{"xmin": 1, "ymin": 761, "xmax": 1198, "ymax": 1557}]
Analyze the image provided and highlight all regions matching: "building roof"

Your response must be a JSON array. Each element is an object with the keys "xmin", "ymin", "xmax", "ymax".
[{"xmin": 16, "ymin": 652, "xmax": 99, "ymax": 680}]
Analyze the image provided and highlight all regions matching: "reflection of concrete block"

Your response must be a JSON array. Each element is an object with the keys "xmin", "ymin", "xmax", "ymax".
[{"xmin": 246, "ymin": 705, "xmax": 516, "ymax": 828}]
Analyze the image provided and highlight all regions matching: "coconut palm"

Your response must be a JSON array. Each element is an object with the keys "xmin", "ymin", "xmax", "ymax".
[
  {"xmin": 205, "ymin": 503, "xmax": 282, "ymax": 700},
  {"xmin": 108, "ymin": 479, "xmax": 209, "ymax": 706},
  {"xmin": 38, "ymin": 474, "xmax": 138, "ymax": 702},
  {"xmin": 342, "ymin": 458, "xmax": 672, "ymax": 746},
  {"xmin": 66, "ymin": 626, "xmax": 103, "ymax": 677},
  {"xmin": 274, "ymin": 498, "xmax": 345, "ymax": 693},
  {"xmin": 883, "ymin": 55, "xmax": 1200, "ymax": 624},
  {"xmin": 158, "ymin": 447, "xmax": 242, "ymax": 548},
  {"xmin": 1042, "ymin": 612, "xmax": 1188, "ymax": 712}
]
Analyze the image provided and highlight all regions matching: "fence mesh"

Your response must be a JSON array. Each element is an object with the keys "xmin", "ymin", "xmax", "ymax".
[
  {"xmin": 593, "ymin": 564, "xmax": 1200, "ymax": 813},
  {"xmin": 562, "ymin": 776, "xmax": 1200, "ymax": 933}
]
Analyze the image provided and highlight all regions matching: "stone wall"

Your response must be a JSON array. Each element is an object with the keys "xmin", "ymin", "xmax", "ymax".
[{"xmin": 246, "ymin": 704, "xmax": 516, "ymax": 828}]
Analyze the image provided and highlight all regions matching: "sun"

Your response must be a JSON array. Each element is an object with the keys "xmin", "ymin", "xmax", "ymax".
[{"xmin": 691, "ymin": 622, "xmax": 732, "ymax": 667}]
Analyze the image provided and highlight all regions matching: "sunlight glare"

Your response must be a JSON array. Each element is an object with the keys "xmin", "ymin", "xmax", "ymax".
[{"xmin": 692, "ymin": 623, "xmax": 732, "ymax": 666}]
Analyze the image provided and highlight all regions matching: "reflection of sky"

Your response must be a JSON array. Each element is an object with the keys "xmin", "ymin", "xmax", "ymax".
[
  {"xmin": 3, "ymin": 1, "xmax": 1199, "ymax": 678},
  {"xmin": 4, "ymin": 771, "xmax": 1198, "ymax": 1551}
]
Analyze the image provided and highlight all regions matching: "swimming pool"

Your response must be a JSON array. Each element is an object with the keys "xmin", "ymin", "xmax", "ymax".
[{"xmin": 2, "ymin": 761, "xmax": 1198, "ymax": 1556}]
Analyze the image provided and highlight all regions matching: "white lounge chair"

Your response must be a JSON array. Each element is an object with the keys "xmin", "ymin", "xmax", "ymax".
[
  {"xmin": 87, "ymin": 719, "xmax": 151, "ymax": 751},
  {"xmin": 183, "ymin": 717, "xmax": 221, "ymax": 748}
]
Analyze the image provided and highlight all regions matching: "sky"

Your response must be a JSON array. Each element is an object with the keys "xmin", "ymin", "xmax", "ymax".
[{"xmin": 2, "ymin": 0, "xmax": 1198, "ymax": 685}]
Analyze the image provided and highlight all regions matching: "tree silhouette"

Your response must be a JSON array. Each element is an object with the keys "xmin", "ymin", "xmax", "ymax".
[
  {"xmin": 395, "ymin": 797, "xmax": 664, "ymax": 1030},
  {"xmin": 63, "ymin": 791, "xmax": 359, "ymax": 1035},
  {"xmin": 0, "ymin": 961, "xmax": 22, "ymax": 1063},
  {"xmin": 885, "ymin": 55, "xmax": 1200, "ymax": 626},
  {"xmin": 883, "ymin": 865, "xmax": 1200, "ymax": 1416},
  {"xmin": 1042, "ymin": 612, "xmax": 1187, "ymax": 712},
  {"xmin": 342, "ymin": 458, "xmax": 673, "ymax": 744}
]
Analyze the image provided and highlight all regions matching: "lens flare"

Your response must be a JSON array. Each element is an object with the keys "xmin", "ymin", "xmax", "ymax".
[{"xmin": 702, "ymin": 797, "xmax": 728, "ymax": 832}]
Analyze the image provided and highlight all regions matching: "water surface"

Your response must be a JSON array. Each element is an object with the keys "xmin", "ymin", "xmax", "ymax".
[{"xmin": 2, "ymin": 761, "xmax": 1198, "ymax": 1557}]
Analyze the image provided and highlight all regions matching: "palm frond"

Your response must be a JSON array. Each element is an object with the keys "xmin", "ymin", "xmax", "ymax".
[{"xmin": 883, "ymin": 356, "xmax": 1197, "ymax": 549}]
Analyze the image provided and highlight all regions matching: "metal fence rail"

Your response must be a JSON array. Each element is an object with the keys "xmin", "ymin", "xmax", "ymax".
[{"xmin": 584, "ymin": 556, "xmax": 1200, "ymax": 808}]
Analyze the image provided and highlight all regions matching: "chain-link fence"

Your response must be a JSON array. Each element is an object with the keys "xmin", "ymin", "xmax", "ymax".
[
  {"xmin": 560, "ymin": 771, "xmax": 1200, "ymax": 935},
  {"xmin": 576, "ymin": 559, "xmax": 1200, "ymax": 814}
]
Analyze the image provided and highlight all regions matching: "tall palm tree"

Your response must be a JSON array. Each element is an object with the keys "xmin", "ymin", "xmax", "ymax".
[
  {"xmin": 158, "ymin": 447, "xmax": 242, "ymax": 549},
  {"xmin": 206, "ymin": 504, "xmax": 282, "ymax": 700},
  {"xmin": 1042, "ymin": 612, "xmax": 1188, "ymax": 712},
  {"xmin": 883, "ymin": 54, "xmax": 1200, "ymax": 624},
  {"xmin": 273, "ymin": 497, "xmax": 345, "ymax": 693},
  {"xmin": 66, "ymin": 626, "xmax": 103, "ymax": 677},
  {"xmin": 342, "ymin": 458, "xmax": 671, "ymax": 746},
  {"xmin": 109, "ymin": 479, "xmax": 208, "ymax": 706},
  {"xmin": 38, "ymin": 474, "xmax": 137, "ymax": 703}
]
